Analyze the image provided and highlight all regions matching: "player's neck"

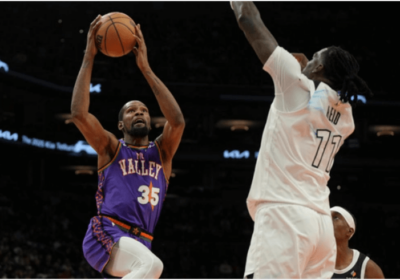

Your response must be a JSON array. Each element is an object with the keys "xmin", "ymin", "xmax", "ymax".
[
  {"xmin": 123, "ymin": 136, "xmax": 149, "ymax": 147},
  {"xmin": 313, "ymin": 76, "xmax": 332, "ymax": 88},
  {"xmin": 335, "ymin": 244, "xmax": 353, "ymax": 270}
]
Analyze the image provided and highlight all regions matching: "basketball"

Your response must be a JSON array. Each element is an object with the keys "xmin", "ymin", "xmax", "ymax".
[{"xmin": 95, "ymin": 12, "xmax": 136, "ymax": 58}]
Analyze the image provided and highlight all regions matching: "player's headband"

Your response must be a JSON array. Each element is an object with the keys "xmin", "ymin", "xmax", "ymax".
[{"xmin": 331, "ymin": 206, "xmax": 356, "ymax": 239}]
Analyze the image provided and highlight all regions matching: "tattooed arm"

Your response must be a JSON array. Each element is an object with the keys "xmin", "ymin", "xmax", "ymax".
[
  {"xmin": 231, "ymin": 1, "xmax": 278, "ymax": 64},
  {"xmin": 132, "ymin": 24, "xmax": 185, "ymax": 180}
]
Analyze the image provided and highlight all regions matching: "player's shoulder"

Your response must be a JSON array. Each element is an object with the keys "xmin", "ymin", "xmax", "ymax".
[
  {"xmin": 365, "ymin": 258, "xmax": 385, "ymax": 279},
  {"xmin": 317, "ymin": 82, "xmax": 350, "ymax": 108}
]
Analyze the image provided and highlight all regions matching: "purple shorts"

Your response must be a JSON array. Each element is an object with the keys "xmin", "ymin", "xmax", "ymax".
[{"xmin": 82, "ymin": 216, "xmax": 152, "ymax": 272}]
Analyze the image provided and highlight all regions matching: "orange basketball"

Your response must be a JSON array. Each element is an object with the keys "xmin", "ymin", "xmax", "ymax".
[{"xmin": 95, "ymin": 12, "xmax": 136, "ymax": 58}]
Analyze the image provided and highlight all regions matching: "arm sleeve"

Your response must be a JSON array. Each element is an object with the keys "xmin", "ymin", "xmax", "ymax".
[{"xmin": 263, "ymin": 46, "xmax": 313, "ymax": 112}]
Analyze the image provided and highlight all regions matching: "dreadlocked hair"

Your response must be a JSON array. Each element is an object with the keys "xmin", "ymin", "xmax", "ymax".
[{"xmin": 323, "ymin": 46, "xmax": 372, "ymax": 105}]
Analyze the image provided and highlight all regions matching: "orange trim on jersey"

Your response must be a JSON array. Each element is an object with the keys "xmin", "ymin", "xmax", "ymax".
[
  {"xmin": 127, "ymin": 144, "xmax": 149, "ymax": 149},
  {"xmin": 140, "ymin": 232, "xmax": 153, "ymax": 241},
  {"xmin": 154, "ymin": 140, "xmax": 169, "ymax": 184},
  {"xmin": 98, "ymin": 142, "xmax": 122, "ymax": 173},
  {"xmin": 101, "ymin": 215, "xmax": 154, "ymax": 241}
]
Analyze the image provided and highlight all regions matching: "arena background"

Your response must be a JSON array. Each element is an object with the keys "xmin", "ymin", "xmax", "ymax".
[{"xmin": 0, "ymin": 1, "xmax": 399, "ymax": 278}]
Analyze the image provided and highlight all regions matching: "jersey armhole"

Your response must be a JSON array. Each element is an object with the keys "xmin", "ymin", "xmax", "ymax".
[
  {"xmin": 98, "ymin": 141, "xmax": 122, "ymax": 173},
  {"xmin": 361, "ymin": 257, "xmax": 370, "ymax": 279}
]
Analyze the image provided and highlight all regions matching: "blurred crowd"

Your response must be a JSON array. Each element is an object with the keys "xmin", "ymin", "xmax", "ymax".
[
  {"xmin": 1, "ymin": 172, "xmax": 399, "ymax": 278},
  {"xmin": 0, "ymin": 176, "xmax": 98, "ymax": 278},
  {"xmin": 0, "ymin": 173, "xmax": 253, "ymax": 278}
]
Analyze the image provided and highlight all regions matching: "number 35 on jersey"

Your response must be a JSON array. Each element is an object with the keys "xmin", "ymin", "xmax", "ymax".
[{"xmin": 137, "ymin": 181, "xmax": 160, "ymax": 211}]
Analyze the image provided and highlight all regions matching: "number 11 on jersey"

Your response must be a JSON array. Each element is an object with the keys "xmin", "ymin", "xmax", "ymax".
[{"xmin": 312, "ymin": 129, "xmax": 342, "ymax": 173}]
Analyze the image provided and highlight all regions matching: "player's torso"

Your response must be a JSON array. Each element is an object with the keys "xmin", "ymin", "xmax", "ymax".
[
  {"xmin": 332, "ymin": 250, "xmax": 369, "ymax": 279},
  {"xmin": 96, "ymin": 140, "xmax": 168, "ymax": 233},
  {"xmin": 248, "ymin": 83, "xmax": 355, "ymax": 216}
]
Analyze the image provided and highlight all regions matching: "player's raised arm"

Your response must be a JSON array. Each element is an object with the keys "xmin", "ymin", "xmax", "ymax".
[
  {"xmin": 231, "ymin": 1, "xmax": 278, "ymax": 64},
  {"xmin": 66, "ymin": 15, "xmax": 119, "ymax": 165},
  {"xmin": 131, "ymin": 24, "xmax": 185, "ymax": 179}
]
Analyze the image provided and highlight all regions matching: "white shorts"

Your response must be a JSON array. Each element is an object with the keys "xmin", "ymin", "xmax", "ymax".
[{"xmin": 244, "ymin": 204, "xmax": 336, "ymax": 279}]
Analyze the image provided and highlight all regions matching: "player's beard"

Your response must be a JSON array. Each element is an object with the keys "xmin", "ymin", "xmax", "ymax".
[{"xmin": 126, "ymin": 125, "xmax": 149, "ymax": 138}]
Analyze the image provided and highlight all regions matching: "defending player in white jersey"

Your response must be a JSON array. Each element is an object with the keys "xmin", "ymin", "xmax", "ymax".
[
  {"xmin": 230, "ymin": 2, "xmax": 372, "ymax": 278},
  {"xmin": 331, "ymin": 206, "xmax": 384, "ymax": 279}
]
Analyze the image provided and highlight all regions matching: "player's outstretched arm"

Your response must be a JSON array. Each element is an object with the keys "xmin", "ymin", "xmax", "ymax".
[
  {"xmin": 66, "ymin": 15, "xmax": 119, "ymax": 166},
  {"xmin": 365, "ymin": 259, "xmax": 385, "ymax": 279},
  {"xmin": 231, "ymin": 1, "xmax": 278, "ymax": 64},
  {"xmin": 132, "ymin": 24, "xmax": 185, "ymax": 179}
]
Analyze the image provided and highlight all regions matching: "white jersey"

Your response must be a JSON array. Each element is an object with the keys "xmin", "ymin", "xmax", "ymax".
[{"xmin": 247, "ymin": 47, "xmax": 355, "ymax": 220}]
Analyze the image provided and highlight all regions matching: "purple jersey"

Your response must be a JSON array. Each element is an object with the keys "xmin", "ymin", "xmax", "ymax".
[
  {"xmin": 83, "ymin": 139, "xmax": 168, "ymax": 272},
  {"xmin": 96, "ymin": 139, "xmax": 168, "ymax": 234}
]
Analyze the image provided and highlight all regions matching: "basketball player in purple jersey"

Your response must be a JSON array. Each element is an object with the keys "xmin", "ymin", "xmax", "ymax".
[{"xmin": 67, "ymin": 15, "xmax": 185, "ymax": 278}]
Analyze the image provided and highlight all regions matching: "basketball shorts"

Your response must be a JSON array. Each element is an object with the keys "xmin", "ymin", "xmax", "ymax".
[
  {"xmin": 82, "ymin": 216, "xmax": 151, "ymax": 273},
  {"xmin": 244, "ymin": 203, "xmax": 336, "ymax": 279}
]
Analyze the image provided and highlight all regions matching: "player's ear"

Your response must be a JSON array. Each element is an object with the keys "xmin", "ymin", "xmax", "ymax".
[
  {"xmin": 312, "ymin": 64, "xmax": 324, "ymax": 74},
  {"xmin": 347, "ymin": 227, "xmax": 354, "ymax": 238},
  {"xmin": 118, "ymin": 121, "xmax": 124, "ymax": 131}
]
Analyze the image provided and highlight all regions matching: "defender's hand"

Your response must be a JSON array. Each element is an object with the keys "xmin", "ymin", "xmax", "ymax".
[
  {"xmin": 132, "ymin": 24, "xmax": 150, "ymax": 71},
  {"xmin": 292, "ymin": 53, "xmax": 309, "ymax": 71},
  {"xmin": 85, "ymin": 15, "xmax": 102, "ymax": 57}
]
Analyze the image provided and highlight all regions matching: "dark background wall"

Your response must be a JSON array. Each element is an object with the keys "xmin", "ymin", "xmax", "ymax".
[{"xmin": 0, "ymin": 2, "xmax": 399, "ymax": 278}]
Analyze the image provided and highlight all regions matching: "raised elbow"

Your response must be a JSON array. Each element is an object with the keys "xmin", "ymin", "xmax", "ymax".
[
  {"xmin": 236, "ymin": 2, "xmax": 260, "ymax": 27},
  {"xmin": 176, "ymin": 117, "xmax": 186, "ymax": 129},
  {"xmin": 237, "ymin": 14, "xmax": 250, "ymax": 26},
  {"xmin": 171, "ymin": 116, "xmax": 185, "ymax": 130},
  {"xmin": 70, "ymin": 111, "xmax": 87, "ymax": 122},
  {"xmin": 237, "ymin": 12, "xmax": 260, "ymax": 31}
]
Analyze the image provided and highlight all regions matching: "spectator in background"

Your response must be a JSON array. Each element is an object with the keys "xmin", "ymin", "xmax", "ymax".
[{"xmin": 331, "ymin": 206, "xmax": 384, "ymax": 279}]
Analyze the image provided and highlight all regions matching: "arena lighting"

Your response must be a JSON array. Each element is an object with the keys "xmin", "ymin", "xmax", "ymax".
[
  {"xmin": 21, "ymin": 136, "xmax": 96, "ymax": 154},
  {"xmin": 350, "ymin": 95, "xmax": 367, "ymax": 104},
  {"xmin": 224, "ymin": 150, "xmax": 259, "ymax": 159},
  {"xmin": 55, "ymin": 113, "xmax": 72, "ymax": 120},
  {"xmin": 0, "ymin": 60, "xmax": 9, "ymax": 72},
  {"xmin": 0, "ymin": 130, "xmax": 18, "ymax": 141},
  {"xmin": 151, "ymin": 117, "xmax": 167, "ymax": 128},
  {"xmin": 90, "ymin": 83, "xmax": 101, "ymax": 93},
  {"xmin": 62, "ymin": 165, "xmax": 96, "ymax": 175},
  {"xmin": 75, "ymin": 170, "xmax": 94, "ymax": 175},
  {"xmin": 224, "ymin": 150, "xmax": 250, "ymax": 159},
  {"xmin": 377, "ymin": 131, "xmax": 394, "ymax": 137},
  {"xmin": 369, "ymin": 125, "xmax": 400, "ymax": 136},
  {"xmin": 230, "ymin": 125, "xmax": 249, "ymax": 131},
  {"xmin": 0, "ymin": 128, "xmax": 96, "ymax": 155},
  {"xmin": 216, "ymin": 119, "xmax": 262, "ymax": 130}
]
